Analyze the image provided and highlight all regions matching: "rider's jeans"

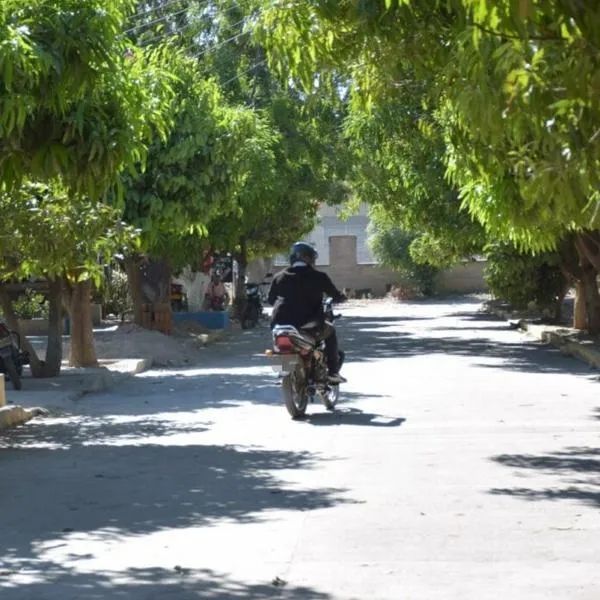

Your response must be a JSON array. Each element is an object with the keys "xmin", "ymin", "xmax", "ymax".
[{"xmin": 321, "ymin": 322, "xmax": 340, "ymax": 375}]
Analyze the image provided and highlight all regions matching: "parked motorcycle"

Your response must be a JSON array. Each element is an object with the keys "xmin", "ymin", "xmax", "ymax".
[
  {"xmin": 0, "ymin": 322, "xmax": 28, "ymax": 391},
  {"xmin": 268, "ymin": 299, "xmax": 344, "ymax": 419},
  {"xmin": 241, "ymin": 283, "xmax": 263, "ymax": 329},
  {"xmin": 170, "ymin": 283, "xmax": 187, "ymax": 312}
]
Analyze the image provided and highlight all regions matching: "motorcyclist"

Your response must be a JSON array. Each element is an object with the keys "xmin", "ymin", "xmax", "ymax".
[{"xmin": 268, "ymin": 241, "xmax": 347, "ymax": 384}]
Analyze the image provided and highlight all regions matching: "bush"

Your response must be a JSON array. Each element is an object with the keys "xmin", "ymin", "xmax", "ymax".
[
  {"xmin": 368, "ymin": 225, "xmax": 440, "ymax": 296},
  {"xmin": 484, "ymin": 243, "xmax": 568, "ymax": 317},
  {"xmin": 12, "ymin": 289, "xmax": 49, "ymax": 319},
  {"xmin": 101, "ymin": 268, "xmax": 132, "ymax": 320}
]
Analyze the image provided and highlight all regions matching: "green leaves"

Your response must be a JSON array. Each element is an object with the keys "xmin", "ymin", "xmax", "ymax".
[
  {"xmin": 0, "ymin": 0, "xmax": 173, "ymax": 198},
  {"xmin": 254, "ymin": 0, "xmax": 600, "ymax": 254},
  {"xmin": 484, "ymin": 241, "xmax": 567, "ymax": 312},
  {"xmin": 0, "ymin": 180, "xmax": 138, "ymax": 282}
]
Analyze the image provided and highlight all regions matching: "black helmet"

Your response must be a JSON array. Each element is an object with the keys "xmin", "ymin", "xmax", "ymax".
[{"xmin": 289, "ymin": 241, "xmax": 318, "ymax": 266}]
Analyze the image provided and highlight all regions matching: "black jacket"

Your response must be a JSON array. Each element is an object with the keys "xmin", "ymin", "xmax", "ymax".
[{"xmin": 268, "ymin": 264, "xmax": 344, "ymax": 328}]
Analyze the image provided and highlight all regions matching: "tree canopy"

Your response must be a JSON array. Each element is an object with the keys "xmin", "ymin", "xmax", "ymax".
[
  {"xmin": 0, "ymin": 0, "xmax": 174, "ymax": 198},
  {"xmin": 254, "ymin": 0, "xmax": 600, "ymax": 250}
]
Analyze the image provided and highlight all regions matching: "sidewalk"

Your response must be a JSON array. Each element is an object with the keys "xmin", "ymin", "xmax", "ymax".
[
  {"xmin": 1, "ymin": 321, "xmax": 232, "ymax": 431},
  {"xmin": 0, "ymin": 358, "xmax": 149, "ymax": 430},
  {"xmin": 484, "ymin": 300, "xmax": 600, "ymax": 372}
]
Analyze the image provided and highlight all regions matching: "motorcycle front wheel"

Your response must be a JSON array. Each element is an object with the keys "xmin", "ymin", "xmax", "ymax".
[
  {"xmin": 282, "ymin": 367, "xmax": 308, "ymax": 419},
  {"xmin": 322, "ymin": 384, "xmax": 339, "ymax": 411}
]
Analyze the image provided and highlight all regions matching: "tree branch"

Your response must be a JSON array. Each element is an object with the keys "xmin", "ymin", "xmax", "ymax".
[{"xmin": 472, "ymin": 22, "xmax": 567, "ymax": 42}]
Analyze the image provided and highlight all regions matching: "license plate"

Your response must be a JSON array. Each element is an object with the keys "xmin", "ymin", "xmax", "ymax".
[{"xmin": 271, "ymin": 354, "xmax": 299, "ymax": 374}]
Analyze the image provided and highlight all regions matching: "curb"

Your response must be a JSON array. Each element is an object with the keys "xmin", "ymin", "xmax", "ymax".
[
  {"xmin": 63, "ymin": 357, "xmax": 151, "ymax": 399},
  {"xmin": 485, "ymin": 305, "xmax": 600, "ymax": 371}
]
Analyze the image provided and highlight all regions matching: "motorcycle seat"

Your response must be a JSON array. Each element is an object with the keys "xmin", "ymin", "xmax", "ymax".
[{"xmin": 300, "ymin": 320, "xmax": 319, "ymax": 330}]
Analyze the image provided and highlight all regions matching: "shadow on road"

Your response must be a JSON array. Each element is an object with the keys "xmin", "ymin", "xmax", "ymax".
[
  {"xmin": 488, "ymin": 445, "xmax": 600, "ymax": 508},
  {"xmin": 0, "ymin": 565, "xmax": 334, "ymax": 599},
  {"xmin": 338, "ymin": 314, "xmax": 594, "ymax": 377},
  {"xmin": 1, "ymin": 414, "xmax": 355, "ymax": 597},
  {"xmin": 304, "ymin": 407, "xmax": 406, "ymax": 428}
]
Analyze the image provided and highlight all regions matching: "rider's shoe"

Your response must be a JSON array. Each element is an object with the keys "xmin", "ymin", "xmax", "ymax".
[{"xmin": 328, "ymin": 373, "xmax": 347, "ymax": 384}]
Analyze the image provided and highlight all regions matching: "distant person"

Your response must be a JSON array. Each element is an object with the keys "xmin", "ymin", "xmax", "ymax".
[{"xmin": 204, "ymin": 273, "xmax": 229, "ymax": 311}]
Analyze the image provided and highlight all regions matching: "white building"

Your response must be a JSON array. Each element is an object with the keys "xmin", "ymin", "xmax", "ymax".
[{"xmin": 273, "ymin": 203, "xmax": 377, "ymax": 268}]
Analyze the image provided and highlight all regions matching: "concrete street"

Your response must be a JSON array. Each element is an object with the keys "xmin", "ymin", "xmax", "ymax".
[{"xmin": 1, "ymin": 297, "xmax": 599, "ymax": 599}]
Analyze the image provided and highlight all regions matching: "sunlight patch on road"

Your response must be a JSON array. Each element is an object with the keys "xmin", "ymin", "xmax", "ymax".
[{"xmin": 137, "ymin": 365, "xmax": 274, "ymax": 379}]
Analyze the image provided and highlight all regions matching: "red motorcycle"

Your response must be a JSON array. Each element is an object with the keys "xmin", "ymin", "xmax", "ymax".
[{"xmin": 268, "ymin": 298, "xmax": 344, "ymax": 419}]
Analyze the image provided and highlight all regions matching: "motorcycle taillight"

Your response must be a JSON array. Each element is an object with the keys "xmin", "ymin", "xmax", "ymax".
[{"xmin": 275, "ymin": 335, "xmax": 295, "ymax": 353}]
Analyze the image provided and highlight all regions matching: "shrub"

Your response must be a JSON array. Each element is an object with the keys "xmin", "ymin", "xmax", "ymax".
[
  {"xmin": 484, "ymin": 243, "xmax": 568, "ymax": 317},
  {"xmin": 101, "ymin": 268, "xmax": 132, "ymax": 320},
  {"xmin": 368, "ymin": 225, "xmax": 440, "ymax": 296},
  {"xmin": 12, "ymin": 289, "xmax": 49, "ymax": 319}
]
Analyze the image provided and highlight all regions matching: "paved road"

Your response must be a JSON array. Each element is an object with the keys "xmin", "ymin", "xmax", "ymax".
[{"xmin": 1, "ymin": 298, "xmax": 599, "ymax": 599}]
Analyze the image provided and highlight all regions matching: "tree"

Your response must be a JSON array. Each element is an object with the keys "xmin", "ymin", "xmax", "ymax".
[
  {"xmin": 180, "ymin": 1, "xmax": 352, "ymax": 310},
  {"xmin": 0, "ymin": 0, "xmax": 173, "ymax": 197},
  {"xmin": 484, "ymin": 243, "xmax": 569, "ymax": 322},
  {"xmin": 253, "ymin": 0, "xmax": 600, "ymax": 332},
  {"xmin": 0, "ymin": 0, "xmax": 176, "ymax": 366},
  {"xmin": 0, "ymin": 182, "xmax": 137, "ymax": 374},
  {"xmin": 119, "ymin": 48, "xmax": 247, "ymax": 324},
  {"xmin": 367, "ymin": 219, "xmax": 440, "ymax": 297},
  {"xmin": 344, "ymin": 84, "xmax": 484, "ymax": 267}
]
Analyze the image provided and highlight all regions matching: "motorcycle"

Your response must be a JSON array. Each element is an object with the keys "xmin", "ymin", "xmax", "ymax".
[
  {"xmin": 0, "ymin": 322, "xmax": 28, "ymax": 391},
  {"xmin": 268, "ymin": 298, "xmax": 344, "ymax": 419},
  {"xmin": 241, "ymin": 283, "xmax": 263, "ymax": 330},
  {"xmin": 170, "ymin": 283, "xmax": 187, "ymax": 312}
]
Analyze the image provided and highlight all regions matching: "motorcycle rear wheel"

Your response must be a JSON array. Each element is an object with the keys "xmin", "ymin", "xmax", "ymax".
[{"xmin": 282, "ymin": 368, "xmax": 308, "ymax": 419}]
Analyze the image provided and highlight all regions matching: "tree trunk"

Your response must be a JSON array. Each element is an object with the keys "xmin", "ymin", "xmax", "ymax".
[
  {"xmin": 579, "ymin": 230, "xmax": 600, "ymax": 272},
  {"xmin": 124, "ymin": 256, "xmax": 144, "ymax": 326},
  {"xmin": 150, "ymin": 259, "xmax": 172, "ymax": 306},
  {"xmin": 579, "ymin": 268, "xmax": 600, "ymax": 335},
  {"xmin": 151, "ymin": 259, "xmax": 173, "ymax": 334},
  {"xmin": 573, "ymin": 233, "xmax": 600, "ymax": 335},
  {"xmin": 44, "ymin": 278, "xmax": 64, "ymax": 375},
  {"xmin": 573, "ymin": 281, "xmax": 587, "ymax": 330},
  {"xmin": 64, "ymin": 279, "xmax": 98, "ymax": 367}
]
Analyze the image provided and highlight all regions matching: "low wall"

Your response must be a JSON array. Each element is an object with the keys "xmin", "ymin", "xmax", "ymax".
[
  {"xmin": 18, "ymin": 304, "xmax": 103, "ymax": 337},
  {"xmin": 267, "ymin": 260, "xmax": 487, "ymax": 298},
  {"xmin": 438, "ymin": 261, "xmax": 487, "ymax": 294},
  {"xmin": 317, "ymin": 264, "xmax": 402, "ymax": 297},
  {"xmin": 18, "ymin": 318, "xmax": 67, "ymax": 337}
]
